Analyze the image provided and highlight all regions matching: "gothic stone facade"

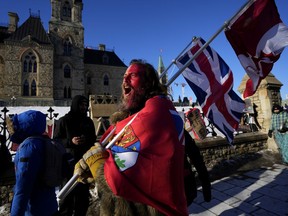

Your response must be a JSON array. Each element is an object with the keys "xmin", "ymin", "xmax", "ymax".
[{"xmin": 0, "ymin": 0, "xmax": 126, "ymax": 106}]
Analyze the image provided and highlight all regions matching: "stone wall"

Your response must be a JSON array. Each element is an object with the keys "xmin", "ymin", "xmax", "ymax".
[{"xmin": 196, "ymin": 132, "xmax": 268, "ymax": 166}]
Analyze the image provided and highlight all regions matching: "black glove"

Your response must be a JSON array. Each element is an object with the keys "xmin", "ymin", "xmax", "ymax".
[{"xmin": 268, "ymin": 130, "xmax": 273, "ymax": 138}]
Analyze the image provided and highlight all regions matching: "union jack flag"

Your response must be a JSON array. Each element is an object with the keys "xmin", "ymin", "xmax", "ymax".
[{"xmin": 176, "ymin": 37, "xmax": 245, "ymax": 144}]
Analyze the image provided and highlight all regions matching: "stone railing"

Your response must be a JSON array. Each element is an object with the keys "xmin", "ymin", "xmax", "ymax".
[{"xmin": 196, "ymin": 132, "xmax": 268, "ymax": 166}]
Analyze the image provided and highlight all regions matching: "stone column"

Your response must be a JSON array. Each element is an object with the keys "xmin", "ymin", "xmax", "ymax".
[{"xmin": 238, "ymin": 73, "xmax": 283, "ymax": 151}]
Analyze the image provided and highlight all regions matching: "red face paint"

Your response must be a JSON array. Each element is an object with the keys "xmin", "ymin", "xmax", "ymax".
[
  {"xmin": 123, "ymin": 64, "xmax": 146, "ymax": 89},
  {"xmin": 121, "ymin": 64, "xmax": 146, "ymax": 110}
]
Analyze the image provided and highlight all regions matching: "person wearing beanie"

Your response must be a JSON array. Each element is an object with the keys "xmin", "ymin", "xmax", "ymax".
[
  {"xmin": 268, "ymin": 104, "xmax": 288, "ymax": 164},
  {"xmin": 7, "ymin": 110, "xmax": 58, "ymax": 216},
  {"xmin": 54, "ymin": 95, "xmax": 96, "ymax": 216}
]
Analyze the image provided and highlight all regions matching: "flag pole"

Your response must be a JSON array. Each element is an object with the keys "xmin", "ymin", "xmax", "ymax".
[
  {"xmin": 57, "ymin": 113, "xmax": 139, "ymax": 205},
  {"xmin": 166, "ymin": 0, "xmax": 254, "ymax": 87},
  {"xmin": 159, "ymin": 40, "xmax": 194, "ymax": 79}
]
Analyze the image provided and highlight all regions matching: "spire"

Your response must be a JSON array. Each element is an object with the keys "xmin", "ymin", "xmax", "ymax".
[
  {"xmin": 158, "ymin": 53, "xmax": 165, "ymax": 76},
  {"xmin": 157, "ymin": 50, "xmax": 167, "ymax": 85}
]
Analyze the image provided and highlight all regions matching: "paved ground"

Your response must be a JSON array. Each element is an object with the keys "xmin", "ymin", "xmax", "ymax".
[{"xmin": 188, "ymin": 163, "xmax": 288, "ymax": 216}]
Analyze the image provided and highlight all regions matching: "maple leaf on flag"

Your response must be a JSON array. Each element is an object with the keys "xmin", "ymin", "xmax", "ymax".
[
  {"xmin": 176, "ymin": 37, "xmax": 245, "ymax": 144},
  {"xmin": 225, "ymin": 0, "xmax": 288, "ymax": 98}
]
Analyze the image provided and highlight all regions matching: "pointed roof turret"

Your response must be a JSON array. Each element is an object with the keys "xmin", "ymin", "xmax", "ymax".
[
  {"xmin": 158, "ymin": 54, "xmax": 165, "ymax": 76},
  {"xmin": 157, "ymin": 53, "xmax": 167, "ymax": 85}
]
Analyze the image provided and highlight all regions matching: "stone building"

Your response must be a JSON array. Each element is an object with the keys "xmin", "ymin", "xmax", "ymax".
[{"xmin": 0, "ymin": 0, "xmax": 127, "ymax": 106}]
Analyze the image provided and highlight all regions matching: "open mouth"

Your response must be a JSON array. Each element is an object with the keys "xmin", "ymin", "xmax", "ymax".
[{"xmin": 123, "ymin": 86, "xmax": 132, "ymax": 96}]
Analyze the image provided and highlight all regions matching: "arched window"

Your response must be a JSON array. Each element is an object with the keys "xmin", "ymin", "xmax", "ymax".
[
  {"xmin": 28, "ymin": 60, "xmax": 32, "ymax": 72},
  {"xmin": 87, "ymin": 75, "xmax": 91, "ymax": 85},
  {"xmin": 64, "ymin": 65, "xmax": 71, "ymax": 78},
  {"xmin": 103, "ymin": 74, "xmax": 109, "ymax": 86},
  {"xmin": 23, "ymin": 52, "xmax": 37, "ymax": 73},
  {"xmin": 62, "ymin": 1, "xmax": 71, "ymax": 19},
  {"xmin": 32, "ymin": 56, "xmax": 37, "ymax": 73},
  {"xmin": 23, "ymin": 61, "xmax": 27, "ymax": 72},
  {"xmin": 64, "ymin": 86, "xmax": 72, "ymax": 98},
  {"xmin": 64, "ymin": 86, "xmax": 67, "ymax": 98},
  {"xmin": 21, "ymin": 51, "xmax": 38, "ymax": 97},
  {"xmin": 63, "ymin": 37, "xmax": 72, "ymax": 56},
  {"xmin": 68, "ymin": 87, "xmax": 71, "ymax": 98},
  {"xmin": 23, "ymin": 80, "xmax": 29, "ymax": 96},
  {"xmin": 31, "ymin": 80, "xmax": 36, "ymax": 96}
]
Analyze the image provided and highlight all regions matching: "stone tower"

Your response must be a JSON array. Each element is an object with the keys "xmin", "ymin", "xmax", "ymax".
[
  {"xmin": 0, "ymin": 1, "xmax": 126, "ymax": 106},
  {"xmin": 49, "ymin": 0, "xmax": 85, "ymax": 100}
]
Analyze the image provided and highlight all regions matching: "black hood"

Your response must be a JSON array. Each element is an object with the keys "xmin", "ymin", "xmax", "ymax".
[{"xmin": 69, "ymin": 95, "xmax": 88, "ymax": 117}]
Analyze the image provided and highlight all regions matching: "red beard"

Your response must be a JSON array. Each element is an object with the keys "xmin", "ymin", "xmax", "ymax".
[{"xmin": 120, "ymin": 89, "xmax": 146, "ymax": 114}]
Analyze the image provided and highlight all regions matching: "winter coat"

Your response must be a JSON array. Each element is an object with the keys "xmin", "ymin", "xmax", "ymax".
[
  {"xmin": 54, "ymin": 95, "xmax": 96, "ymax": 166},
  {"xmin": 10, "ymin": 110, "xmax": 58, "ymax": 216}
]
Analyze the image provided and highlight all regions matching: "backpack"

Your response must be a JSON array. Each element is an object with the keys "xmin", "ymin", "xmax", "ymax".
[{"xmin": 26, "ymin": 136, "xmax": 68, "ymax": 187}]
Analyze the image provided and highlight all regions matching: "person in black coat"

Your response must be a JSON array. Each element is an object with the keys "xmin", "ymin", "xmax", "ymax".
[{"xmin": 54, "ymin": 95, "xmax": 96, "ymax": 216}]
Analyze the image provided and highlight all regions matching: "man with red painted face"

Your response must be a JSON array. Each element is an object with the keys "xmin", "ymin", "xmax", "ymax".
[{"xmin": 74, "ymin": 59, "xmax": 188, "ymax": 216}]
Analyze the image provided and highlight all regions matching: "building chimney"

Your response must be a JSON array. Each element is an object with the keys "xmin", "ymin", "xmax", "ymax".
[
  {"xmin": 8, "ymin": 12, "xmax": 19, "ymax": 33},
  {"xmin": 98, "ymin": 44, "xmax": 106, "ymax": 51}
]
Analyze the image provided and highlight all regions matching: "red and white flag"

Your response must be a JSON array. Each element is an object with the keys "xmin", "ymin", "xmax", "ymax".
[
  {"xmin": 103, "ymin": 96, "xmax": 188, "ymax": 215},
  {"xmin": 225, "ymin": 0, "xmax": 288, "ymax": 98}
]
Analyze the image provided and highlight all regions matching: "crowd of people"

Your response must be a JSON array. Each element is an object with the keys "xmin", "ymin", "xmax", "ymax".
[{"xmin": 4, "ymin": 58, "xmax": 288, "ymax": 215}]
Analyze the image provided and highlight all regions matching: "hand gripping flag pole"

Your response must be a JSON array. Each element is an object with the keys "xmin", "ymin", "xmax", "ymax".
[
  {"xmin": 161, "ymin": 0, "xmax": 254, "ymax": 87},
  {"xmin": 56, "ymin": 113, "xmax": 139, "ymax": 206},
  {"xmin": 56, "ymin": 127, "xmax": 117, "ymax": 206}
]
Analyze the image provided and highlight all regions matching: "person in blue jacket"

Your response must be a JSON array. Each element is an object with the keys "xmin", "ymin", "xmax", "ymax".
[{"xmin": 7, "ymin": 110, "xmax": 58, "ymax": 216}]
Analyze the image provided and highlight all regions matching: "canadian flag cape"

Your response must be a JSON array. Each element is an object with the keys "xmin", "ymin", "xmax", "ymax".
[{"xmin": 102, "ymin": 96, "xmax": 188, "ymax": 216}]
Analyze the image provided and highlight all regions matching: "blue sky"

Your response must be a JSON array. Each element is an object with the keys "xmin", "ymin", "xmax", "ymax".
[{"xmin": 1, "ymin": 0, "xmax": 288, "ymax": 102}]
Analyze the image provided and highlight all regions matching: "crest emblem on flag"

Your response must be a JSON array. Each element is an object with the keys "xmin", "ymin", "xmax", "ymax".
[{"xmin": 111, "ymin": 125, "xmax": 140, "ymax": 172}]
